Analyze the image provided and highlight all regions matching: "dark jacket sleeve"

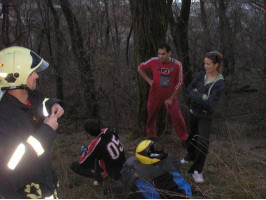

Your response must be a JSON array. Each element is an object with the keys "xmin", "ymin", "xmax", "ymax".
[
  {"xmin": 79, "ymin": 137, "xmax": 101, "ymax": 167},
  {"xmin": 0, "ymin": 122, "xmax": 54, "ymax": 190},
  {"xmin": 186, "ymin": 71, "xmax": 204, "ymax": 101},
  {"xmin": 45, "ymin": 98, "xmax": 64, "ymax": 115},
  {"xmin": 28, "ymin": 92, "xmax": 59, "ymax": 148},
  {"xmin": 34, "ymin": 124, "xmax": 57, "ymax": 150},
  {"xmin": 187, "ymin": 76, "xmax": 225, "ymax": 113},
  {"xmin": 28, "ymin": 91, "xmax": 64, "ymax": 118},
  {"xmin": 0, "ymin": 123, "xmax": 15, "ymax": 179}
]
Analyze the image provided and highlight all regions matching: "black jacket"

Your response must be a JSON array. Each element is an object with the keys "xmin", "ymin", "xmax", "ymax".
[
  {"xmin": 79, "ymin": 128, "xmax": 126, "ymax": 180},
  {"xmin": 0, "ymin": 91, "xmax": 62, "ymax": 198},
  {"xmin": 186, "ymin": 71, "xmax": 225, "ymax": 119}
]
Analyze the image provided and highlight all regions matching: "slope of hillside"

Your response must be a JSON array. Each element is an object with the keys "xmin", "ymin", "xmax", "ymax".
[{"xmin": 52, "ymin": 120, "xmax": 266, "ymax": 198}]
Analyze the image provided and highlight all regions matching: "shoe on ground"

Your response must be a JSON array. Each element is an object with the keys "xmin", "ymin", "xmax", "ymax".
[
  {"xmin": 192, "ymin": 171, "xmax": 204, "ymax": 183},
  {"xmin": 180, "ymin": 159, "xmax": 189, "ymax": 164},
  {"xmin": 93, "ymin": 180, "xmax": 99, "ymax": 186}
]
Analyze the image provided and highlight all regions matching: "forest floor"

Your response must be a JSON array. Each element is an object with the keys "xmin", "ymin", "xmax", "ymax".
[{"xmin": 52, "ymin": 119, "xmax": 266, "ymax": 199}]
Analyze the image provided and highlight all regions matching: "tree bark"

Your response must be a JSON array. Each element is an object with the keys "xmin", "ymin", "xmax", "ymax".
[
  {"xmin": 168, "ymin": 0, "xmax": 192, "ymax": 87},
  {"xmin": 103, "ymin": 0, "xmax": 110, "ymax": 47},
  {"xmin": 216, "ymin": 0, "xmax": 235, "ymax": 77},
  {"xmin": 46, "ymin": 0, "xmax": 64, "ymax": 100},
  {"xmin": 111, "ymin": 0, "xmax": 120, "ymax": 55},
  {"xmin": 1, "ymin": 0, "xmax": 11, "ymax": 47},
  {"xmin": 126, "ymin": 23, "xmax": 133, "ymax": 65},
  {"xmin": 60, "ymin": 0, "xmax": 99, "ymax": 118},
  {"xmin": 264, "ymin": 0, "xmax": 266, "ymax": 75},
  {"xmin": 200, "ymin": 0, "xmax": 212, "ymax": 52},
  {"xmin": 13, "ymin": 1, "xmax": 24, "ymax": 46}
]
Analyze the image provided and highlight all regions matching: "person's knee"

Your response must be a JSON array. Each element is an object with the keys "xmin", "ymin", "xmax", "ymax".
[
  {"xmin": 70, "ymin": 161, "xmax": 80, "ymax": 172},
  {"xmin": 197, "ymin": 137, "xmax": 210, "ymax": 153}
]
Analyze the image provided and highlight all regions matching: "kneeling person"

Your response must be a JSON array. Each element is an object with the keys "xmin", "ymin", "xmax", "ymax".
[{"xmin": 70, "ymin": 119, "xmax": 126, "ymax": 183}]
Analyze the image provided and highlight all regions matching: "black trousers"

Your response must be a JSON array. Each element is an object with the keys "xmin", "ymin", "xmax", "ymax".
[
  {"xmin": 185, "ymin": 113, "xmax": 212, "ymax": 173},
  {"xmin": 70, "ymin": 161, "xmax": 104, "ymax": 182}
]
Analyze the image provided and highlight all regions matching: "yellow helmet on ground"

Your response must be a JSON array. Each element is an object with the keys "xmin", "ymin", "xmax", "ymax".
[
  {"xmin": 135, "ymin": 140, "xmax": 168, "ymax": 165},
  {"xmin": 0, "ymin": 46, "xmax": 49, "ymax": 90}
]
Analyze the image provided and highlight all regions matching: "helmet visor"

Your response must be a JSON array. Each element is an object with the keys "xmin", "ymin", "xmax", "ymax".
[
  {"xmin": 148, "ymin": 143, "xmax": 168, "ymax": 160},
  {"xmin": 30, "ymin": 50, "xmax": 49, "ymax": 73},
  {"xmin": 34, "ymin": 60, "xmax": 49, "ymax": 73}
]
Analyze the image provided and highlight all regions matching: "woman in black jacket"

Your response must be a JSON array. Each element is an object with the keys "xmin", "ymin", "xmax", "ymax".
[{"xmin": 181, "ymin": 51, "xmax": 225, "ymax": 183}]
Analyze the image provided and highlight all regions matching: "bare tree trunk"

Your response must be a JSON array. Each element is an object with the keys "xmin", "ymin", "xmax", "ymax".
[
  {"xmin": 263, "ymin": 0, "xmax": 266, "ymax": 124},
  {"xmin": 13, "ymin": 1, "xmax": 24, "ymax": 46},
  {"xmin": 1, "ymin": 0, "xmax": 11, "ymax": 47},
  {"xmin": 111, "ymin": 0, "xmax": 120, "ymax": 55},
  {"xmin": 200, "ymin": 0, "xmax": 212, "ymax": 52},
  {"xmin": 216, "ymin": 0, "xmax": 235, "ymax": 77},
  {"xmin": 264, "ymin": 0, "xmax": 266, "ymax": 75},
  {"xmin": 130, "ymin": 0, "xmax": 169, "ymax": 134},
  {"xmin": 168, "ymin": 0, "xmax": 192, "ymax": 87},
  {"xmin": 103, "ymin": 0, "xmax": 110, "ymax": 47},
  {"xmin": 126, "ymin": 23, "xmax": 133, "ymax": 65},
  {"xmin": 36, "ymin": 29, "xmax": 44, "ymax": 54},
  {"xmin": 46, "ymin": 0, "xmax": 64, "ymax": 100},
  {"xmin": 35, "ymin": 0, "xmax": 64, "ymax": 99},
  {"xmin": 60, "ymin": 0, "xmax": 99, "ymax": 118}
]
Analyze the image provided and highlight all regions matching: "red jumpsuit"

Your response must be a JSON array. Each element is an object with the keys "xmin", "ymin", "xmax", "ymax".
[{"xmin": 138, "ymin": 57, "xmax": 188, "ymax": 142}]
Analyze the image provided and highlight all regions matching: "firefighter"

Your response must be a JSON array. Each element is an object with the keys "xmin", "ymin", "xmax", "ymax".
[
  {"xmin": 120, "ymin": 140, "xmax": 192, "ymax": 199},
  {"xmin": 0, "ymin": 46, "xmax": 64, "ymax": 198}
]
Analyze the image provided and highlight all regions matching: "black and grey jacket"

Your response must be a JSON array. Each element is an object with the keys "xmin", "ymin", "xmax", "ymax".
[
  {"xmin": 186, "ymin": 71, "xmax": 225, "ymax": 119},
  {"xmin": 0, "ymin": 91, "xmax": 62, "ymax": 198}
]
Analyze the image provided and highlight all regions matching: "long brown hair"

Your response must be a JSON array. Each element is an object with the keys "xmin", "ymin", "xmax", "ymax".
[{"xmin": 205, "ymin": 51, "xmax": 223, "ymax": 73}]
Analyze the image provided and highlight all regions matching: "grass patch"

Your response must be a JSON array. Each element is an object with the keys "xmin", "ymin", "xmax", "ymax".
[{"xmin": 51, "ymin": 121, "xmax": 266, "ymax": 198}]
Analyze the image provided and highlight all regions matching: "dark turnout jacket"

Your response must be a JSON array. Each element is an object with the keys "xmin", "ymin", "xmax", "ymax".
[
  {"xmin": 0, "ymin": 91, "xmax": 62, "ymax": 198},
  {"xmin": 186, "ymin": 71, "xmax": 225, "ymax": 118}
]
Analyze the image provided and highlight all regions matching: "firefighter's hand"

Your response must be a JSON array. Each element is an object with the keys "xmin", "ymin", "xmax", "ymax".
[
  {"xmin": 165, "ymin": 98, "xmax": 173, "ymax": 107},
  {"xmin": 51, "ymin": 103, "xmax": 64, "ymax": 119},
  {"xmin": 44, "ymin": 113, "xmax": 58, "ymax": 131}
]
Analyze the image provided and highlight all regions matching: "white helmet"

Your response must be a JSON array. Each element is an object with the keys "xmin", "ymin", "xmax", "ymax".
[{"xmin": 0, "ymin": 46, "xmax": 49, "ymax": 90}]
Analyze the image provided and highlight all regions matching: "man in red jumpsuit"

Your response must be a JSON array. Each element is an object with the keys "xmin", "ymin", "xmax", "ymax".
[{"xmin": 138, "ymin": 43, "xmax": 188, "ymax": 144}]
